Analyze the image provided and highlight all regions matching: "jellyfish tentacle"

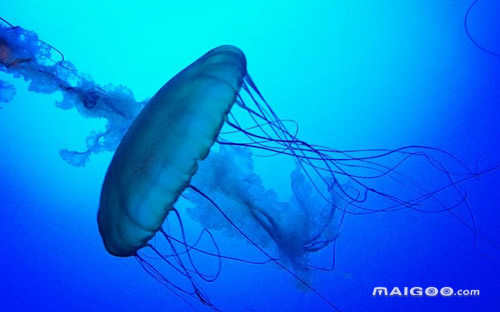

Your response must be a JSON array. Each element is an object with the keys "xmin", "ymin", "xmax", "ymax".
[
  {"xmin": 143, "ymin": 238, "xmax": 217, "ymax": 310},
  {"xmin": 157, "ymin": 207, "xmax": 277, "ymax": 264},
  {"xmin": 161, "ymin": 208, "xmax": 222, "ymax": 283},
  {"xmin": 464, "ymin": 0, "xmax": 500, "ymax": 57},
  {"xmin": 135, "ymin": 252, "xmax": 195, "ymax": 299}
]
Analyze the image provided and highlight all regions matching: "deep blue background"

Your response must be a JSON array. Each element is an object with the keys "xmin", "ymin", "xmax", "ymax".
[{"xmin": 0, "ymin": 1, "xmax": 499, "ymax": 311}]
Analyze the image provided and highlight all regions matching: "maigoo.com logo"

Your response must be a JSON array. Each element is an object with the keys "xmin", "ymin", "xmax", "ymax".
[{"xmin": 372, "ymin": 286, "xmax": 480, "ymax": 297}]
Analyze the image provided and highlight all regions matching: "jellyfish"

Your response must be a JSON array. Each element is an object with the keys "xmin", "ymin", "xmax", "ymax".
[
  {"xmin": 95, "ymin": 41, "xmax": 493, "ymax": 310},
  {"xmin": 0, "ymin": 17, "xmax": 146, "ymax": 165},
  {"xmin": 97, "ymin": 45, "xmax": 338, "ymax": 309},
  {"xmin": 2, "ymin": 16, "xmax": 495, "ymax": 312}
]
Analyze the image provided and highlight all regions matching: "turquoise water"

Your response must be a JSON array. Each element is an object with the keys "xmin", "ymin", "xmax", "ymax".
[{"xmin": 1, "ymin": 1, "xmax": 499, "ymax": 311}]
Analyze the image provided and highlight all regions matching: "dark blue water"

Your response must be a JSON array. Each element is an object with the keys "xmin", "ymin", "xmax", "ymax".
[{"xmin": 0, "ymin": 1, "xmax": 499, "ymax": 311}]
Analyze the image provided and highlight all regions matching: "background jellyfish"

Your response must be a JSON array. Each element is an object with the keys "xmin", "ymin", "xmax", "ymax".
[
  {"xmin": 1, "ymin": 11, "xmax": 499, "ymax": 312},
  {"xmin": 0, "ymin": 16, "xmax": 146, "ymax": 166}
]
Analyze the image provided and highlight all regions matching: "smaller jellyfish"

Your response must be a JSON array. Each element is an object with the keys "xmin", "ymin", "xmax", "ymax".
[{"xmin": 0, "ymin": 16, "xmax": 145, "ymax": 165}]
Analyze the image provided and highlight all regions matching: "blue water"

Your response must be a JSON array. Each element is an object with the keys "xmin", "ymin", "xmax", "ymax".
[{"xmin": 1, "ymin": 1, "xmax": 499, "ymax": 311}]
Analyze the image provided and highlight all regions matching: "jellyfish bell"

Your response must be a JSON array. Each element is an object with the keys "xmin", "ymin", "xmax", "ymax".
[{"xmin": 98, "ymin": 45, "xmax": 247, "ymax": 257}]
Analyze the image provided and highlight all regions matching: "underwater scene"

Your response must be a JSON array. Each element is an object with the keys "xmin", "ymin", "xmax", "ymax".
[{"xmin": 1, "ymin": 1, "xmax": 499, "ymax": 311}]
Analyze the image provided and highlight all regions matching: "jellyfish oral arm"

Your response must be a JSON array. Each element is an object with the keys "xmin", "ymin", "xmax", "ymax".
[{"xmin": 187, "ymin": 185, "xmax": 342, "ymax": 312}]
